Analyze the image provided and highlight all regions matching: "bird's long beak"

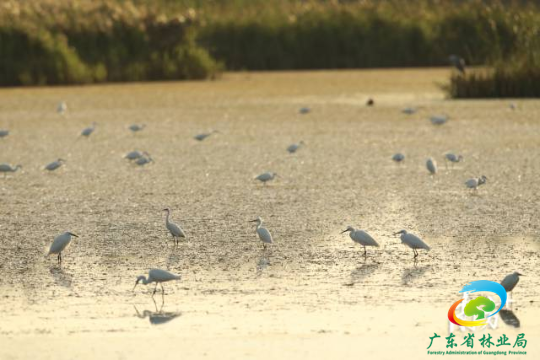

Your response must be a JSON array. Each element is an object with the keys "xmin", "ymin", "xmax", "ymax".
[
  {"xmin": 340, "ymin": 229, "xmax": 348, "ymax": 234},
  {"xmin": 249, "ymin": 219, "xmax": 258, "ymax": 222},
  {"xmin": 133, "ymin": 281, "xmax": 140, "ymax": 291},
  {"xmin": 70, "ymin": 233, "xmax": 79, "ymax": 237},
  {"xmin": 392, "ymin": 231, "xmax": 401, "ymax": 236}
]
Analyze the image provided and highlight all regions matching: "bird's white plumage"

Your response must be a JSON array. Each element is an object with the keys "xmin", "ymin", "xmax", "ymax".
[
  {"xmin": 400, "ymin": 231, "xmax": 430, "ymax": 251},
  {"xmin": 430, "ymin": 115, "xmax": 448, "ymax": 125},
  {"xmin": 252, "ymin": 217, "xmax": 273, "ymax": 244},
  {"xmin": 147, "ymin": 269, "xmax": 182, "ymax": 283},
  {"xmin": 164, "ymin": 209, "xmax": 186, "ymax": 241},
  {"xmin": 0, "ymin": 129, "xmax": 9, "ymax": 138},
  {"xmin": 287, "ymin": 141, "xmax": 304, "ymax": 153},
  {"xmin": 426, "ymin": 158, "xmax": 437, "ymax": 175},
  {"xmin": 48, "ymin": 232, "xmax": 76, "ymax": 255},
  {"xmin": 445, "ymin": 153, "xmax": 463, "ymax": 163},
  {"xmin": 500, "ymin": 272, "xmax": 521, "ymax": 292},
  {"xmin": 57, "ymin": 101, "xmax": 67, "ymax": 115},
  {"xmin": 136, "ymin": 155, "xmax": 152, "ymax": 166},
  {"xmin": 347, "ymin": 228, "xmax": 379, "ymax": 248},
  {"xmin": 129, "ymin": 124, "xmax": 145, "ymax": 132},
  {"xmin": 81, "ymin": 122, "xmax": 96, "ymax": 137},
  {"xmin": 402, "ymin": 107, "xmax": 416, "ymax": 115},
  {"xmin": 465, "ymin": 175, "xmax": 487, "ymax": 189}
]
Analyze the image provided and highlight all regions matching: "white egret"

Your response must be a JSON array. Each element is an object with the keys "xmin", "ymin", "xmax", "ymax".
[
  {"xmin": 133, "ymin": 269, "xmax": 181, "ymax": 296},
  {"xmin": 465, "ymin": 175, "xmax": 487, "ymax": 191},
  {"xmin": 341, "ymin": 226, "xmax": 379, "ymax": 257},
  {"xmin": 287, "ymin": 141, "xmax": 305, "ymax": 154},
  {"xmin": 255, "ymin": 172, "xmax": 277, "ymax": 185},
  {"xmin": 299, "ymin": 107, "xmax": 311, "ymax": 114},
  {"xmin": 80, "ymin": 122, "xmax": 96, "ymax": 137},
  {"xmin": 48, "ymin": 232, "xmax": 79, "ymax": 263},
  {"xmin": 426, "ymin": 158, "xmax": 437, "ymax": 175},
  {"xmin": 449, "ymin": 55, "xmax": 466, "ymax": 74},
  {"xmin": 250, "ymin": 217, "xmax": 273, "ymax": 249},
  {"xmin": 124, "ymin": 150, "xmax": 143, "ymax": 160},
  {"xmin": 392, "ymin": 153, "xmax": 405, "ymax": 163},
  {"xmin": 45, "ymin": 159, "xmax": 65, "ymax": 171},
  {"xmin": 194, "ymin": 130, "xmax": 218, "ymax": 141},
  {"xmin": 430, "ymin": 115, "xmax": 448, "ymax": 125},
  {"xmin": 163, "ymin": 208, "xmax": 186, "ymax": 246},
  {"xmin": 57, "ymin": 101, "xmax": 67, "ymax": 115},
  {"xmin": 394, "ymin": 230, "xmax": 430, "ymax": 258},
  {"xmin": 0, "ymin": 163, "xmax": 22, "ymax": 174},
  {"xmin": 129, "ymin": 124, "xmax": 146, "ymax": 132},
  {"xmin": 0, "ymin": 129, "xmax": 9, "ymax": 138},
  {"xmin": 500, "ymin": 271, "xmax": 523, "ymax": 293}
]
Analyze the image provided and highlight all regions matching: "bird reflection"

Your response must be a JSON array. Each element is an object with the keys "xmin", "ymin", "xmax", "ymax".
[
  {"xmin": 134, "ymin": 297, "xmax": 181, "ymax": 325},
  {"xmin": 49, "ymin": 266, "xmax": 73, "ymax": 288},
  {"xmin": 499, "ymin": 309, "xmax": 520, "ymax": 328},
  {"xmin": 348, "ymin": 263, "xmax": 380, "ymax": 285},
  {"xmin": 256, "ymin": 255, "xmax": 270, "ymax": 276},
  {"xmin": 401, "ymin": 265, "xmax": 430, "ymax": 285}
]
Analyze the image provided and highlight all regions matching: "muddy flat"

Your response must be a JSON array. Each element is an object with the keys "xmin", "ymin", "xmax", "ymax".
[{"xmin": 0, "ymin": 69, "xmax": 538, "ymax": 359}]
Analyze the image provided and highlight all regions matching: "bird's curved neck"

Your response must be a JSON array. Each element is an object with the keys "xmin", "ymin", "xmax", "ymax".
[{"xmin": 141, "ymin": 276, "xmax": 149, "ymax": 285}]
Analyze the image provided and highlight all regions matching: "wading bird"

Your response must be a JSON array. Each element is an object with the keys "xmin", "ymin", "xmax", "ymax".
[
  {"xmin": 341, "ymin": 226, "xmax": 379, "ymax": 257},
  {"xmin": 394, "ymin": 230, "xmax": 430, "ymax": 258},
  {"xmin": 465, "ymin": 175, "xmax": 487, "ymax": 191},
  {"xmin": 287, "ymin": 141, "xmax": 305, "ymax": 154},
  {"xmin": 80, "ymin": 122, "xmax": 96, "ymax": 137},
  {"xmin": 194, "ymin": 130, "xmax": 218, "ymax": 141},
  {"xmin": 426, "ymin": 158, "xmax": 437, "ymax": 176},
  {"xmin": 129, "ymin": 124, "xmax": 146, "ymax": 133},
  {"xmin": 402, "ymin": 107, "xmax": 417, "ymax": 115},
  {"xmin": 48, "ymin": 232, "xmax": 79, "ymax": 263},
  {"xmin": 449, "ymin": 55, "xmax": 466, "ymax": 74},
  {"xmin": 135, "ymin": 153, "xmax": 153, "ymax": 166},
  {"xmin": 255, "ymin": 172, "xmax": 277, "ymax": 185},
  {"xmin": 124, "ymin": 150, "xmax": 144, "ymax": 161},
  {"xmin": 250, "ymin": 217, "xmax": 273, "ymax": 249},
  {"xmin": 163, "ymin": 208, "xmax": 186, "ymax": 246},
  {"xmin": 500, "ymin": 271, "xmax": 524, "ymax": 293},
  {"xmin": 445, "ymin": 153, "xmax": 463, "ymax": 168},
  {"xmin": 0, "ymin": 163, "xmax": 22, "ymax": 175},
  {"xmin": 430, "ymin": 115, "xmax": 448, "ymax": 125},
  {"xmin": 299, "ymin": 107, "xmax": 311, "ymax": 114},
  {"xmin": 392, "ymin": 153, "xmax": 405, "ymax": 163},
  {"xmin": 57, "ymin": 101, "xmax": 67, "ymax": 115},
  {"xmin": 45, "ymin": 159, "xmax": 65, "ymax": 171},
  {"xmin": 133, "ymin": 269, "xmax": 181, "ymax": 296},
  {"xmin": 0, "ymin": 129, "xmax": 9, "ymax": 138}
]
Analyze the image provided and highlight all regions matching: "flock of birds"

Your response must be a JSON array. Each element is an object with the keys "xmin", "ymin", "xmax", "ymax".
[{"xmin": 0, "ymin": 74, "xmax": 524, "ymax": 299}]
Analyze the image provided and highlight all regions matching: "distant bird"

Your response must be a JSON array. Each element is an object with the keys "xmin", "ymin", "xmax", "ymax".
[
  {"xmin": 287, "ymin": 141, "xmax": 305, "ymax": 154},
  {"xmin": 366, "ymin": 98, "xmax": 375, "ymax": 106},
  {"xmin": 48, "ymin": 232, "xmax": 79, "ymax": 263},
  {"xmin": 430, "ymin": 115, "xmax": 448, "ymax": 125},
  {"xmin": 341, "ymin": 226, "xmax": 379, "ymax": 257},
  {"xmin": 255, "ymin": 172, "xmax": 277, "ymax": 185},
  {"xmin": 45, "ymin": 159, "xmax": 65, "ymax": 171},
  {"xmin": 500, "ymin": 271, "xmax": 523, "ymax": 294},
  {"xmin": 445, "ymin": 153, "xmax": 463, "ymax": 166},
  {"xmin": 392, "ymin": 153, "xmax": 405, "ymax": 163},
  {"xmin": 133, "ymin": 269, "xmax": 181, "ymax": 296},
  {"xmin": 57, "ymin": 101, "xmax": 67, "ymax": 115},
  {"xmin": 465, "ymin": 175, "xmax": 487, "ymax": 191},
  {"xmin": 0, "ymin": 129, "xmax": 9, "ymax": 138},
  {"xmin": 394, "ymin": 230, "xmax": 430, "ymax": 258},
  {"xmin": 194, "ymin": 130, "xmax": 218, "ymax": 141},
  {"xmin": 124, "ymin": 150, "xmax": 144, "ymax": 161},
  {"xmin": 80, "ymin": 122, "xmax": 96, "ymax": 137},
  {"xmin": 129, "ymin": 124, "xmax": 146, "ymax": 133},
  {"xmin": 0, "ymin": 163, "xmax": 22, "ymax": 175},
  {"xmin": 449, "ymin": 55, "xmax": 466, "ymax": 74},
  {"xmin": 426, "ymin": 158, "xmax": 437, "ymax": 175},
  {"xmin": 299, "ymin": 107, "xmax": 311, "ymax": 114},
  {"xmin": 135, "ymin": 153, "xmax": 153, "ymax": 166},
  {"xmin": 250, "ymin": 217, "xmax": 273, "ymax": 249},
  {"xmin": 509, "ymin": 103, "xmax": 517, "ymax": 111},
  {"xmin": 163, "ymin": 208, "xmax": 186, "ymax": 246},
  {"xmin": 402, "ymin": 107, "xmax": 417, "ymax": 115}
]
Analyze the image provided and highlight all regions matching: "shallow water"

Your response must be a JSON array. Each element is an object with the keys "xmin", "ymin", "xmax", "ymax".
[{"xmin": 0, "ymin": 69, "xmax": 538, "ymax": 359}]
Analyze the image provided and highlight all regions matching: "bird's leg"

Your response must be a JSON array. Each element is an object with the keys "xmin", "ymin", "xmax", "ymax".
[
  {"xmin": 58, "ymin": 253, "xmax": 62, "ymax": 264},
  {"xmin": 263, "ymin": 243, "xmax": 267, "ymax": 251},
  {"xmin": 161, "ymin": 283, "xmax": 165, "ymax": 295},
  {"xmin": 413, "ymin": 249, "xmax": 418, "ymax": 258},
  {"xmin": 153, "ymin": 282, "xmax": 158, "ymax": 295},
  {"xmin": 363, "ymin": 246, "xmax": 367, "ymax": 257}
]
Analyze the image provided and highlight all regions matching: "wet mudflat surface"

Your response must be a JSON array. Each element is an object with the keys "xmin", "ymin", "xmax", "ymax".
[{"xmin": 0, "ymin": 69, "xmax": 538, "ymax": 359}]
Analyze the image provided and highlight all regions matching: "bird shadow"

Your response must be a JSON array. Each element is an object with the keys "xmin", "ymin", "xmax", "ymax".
[
  {"xmin": 49, "ymin": 266, "xmax": 73, "ymax": 288},
  {"xmin": 401, "ymin": 264, "xmax": 430, "ymax": 285},
  {"xmin": 256, "ymin": 253, "xmax": 271, "ymax": 276},
  {"xmin": 134, "ymin": 297, "xmax": 182, "ymax": 326},
  {"xmin": 347, "ymin": 263, "xmax": 380, "ymax": 286},
  {"xmin": 499, "ymin": 309, "xmax": 520, "ymax": 328}
]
